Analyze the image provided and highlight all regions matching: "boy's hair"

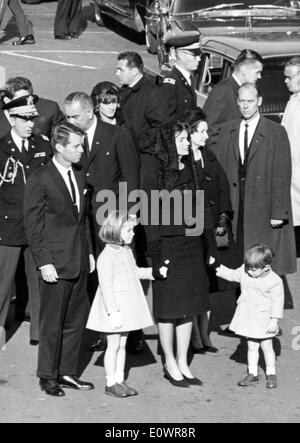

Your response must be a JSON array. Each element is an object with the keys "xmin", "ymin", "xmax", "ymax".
[
  {"xmin": 244, "ymin": 244, "xmax": 274, "ymax": 271},
  {"xmin": 99, "ymin": 211, "xmax": 136, "ymax": 245}
]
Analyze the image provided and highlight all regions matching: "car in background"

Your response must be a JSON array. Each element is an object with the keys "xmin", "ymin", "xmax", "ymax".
[{"xmin": 193, "ymin": 32, "xmax": 300, "ymax": 122}]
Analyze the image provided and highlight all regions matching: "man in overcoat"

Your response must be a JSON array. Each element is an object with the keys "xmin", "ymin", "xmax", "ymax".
[
  {"xmin": 211, "ymin": 83, "xmax": 296, "ymax": 276},
  {"xmin": 24, "ymin": 122, "xmax": 95, "ymax": 397}
]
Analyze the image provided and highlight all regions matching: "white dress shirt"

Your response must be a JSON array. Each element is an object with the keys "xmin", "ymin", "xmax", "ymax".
[
  {"xmin": 85, "ymin": 115, "xmax": 98, "ymax": 152},
  {"xmin": 282, "ymin": 92, "xmax": 300, "ymax": 226},
  {"xmin": 52, "ymin": 156, "xmax": 80, "ymax": 212},
  {"xmin": 175, "ymin": 64, "xmax": 192, "ymax": 87},
  {"xmin": 239, "ymin": 113, "xmax": 260, "ymax": 164},
  {"xmin": 11, "ymin": 129, "xmax": 29, "ymax": 152}
]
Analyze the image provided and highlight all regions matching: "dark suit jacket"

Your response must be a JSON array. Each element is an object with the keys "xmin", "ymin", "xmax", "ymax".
[
  {"xmin": 0, "ymin": 132, "xmax": 52, "ymax": 246},
  {"xmin": 84, "ymin": 119, "xmax": 139, "ymax": 220},
  {"xmin": 24, "ymin": 161, "xmax": 91, "ymax": 280},
  {"xmin": 203, "ymin": 75, "xmax": 241, "ymax": 148},
  {"xmin": 211, "ymin": 116, "xmax": 296, "ymax": 275},
  {"xmin": 0, "ymin": 97, "xmax": 65, "ymax": 139}
]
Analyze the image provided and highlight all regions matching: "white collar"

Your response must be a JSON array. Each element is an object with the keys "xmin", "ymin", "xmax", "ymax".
[
  {"xmin": 52, "ymin": 156, "xmax": 72, "ymax": 176},
  {"xmin": 11, "ymin": 129, "xmax": 28, "ymax": 151},
  {"xmin": 175, "ymin": 64, "xmax": 192, "ymax": 85}
]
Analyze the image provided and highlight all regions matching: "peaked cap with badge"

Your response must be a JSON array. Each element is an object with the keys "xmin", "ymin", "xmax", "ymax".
[
  {"xmin": 2, "ymin": 94, "xmax": 39, "ymax": 116},
  {"xmin": 163, "ymin": 30, "xmax": 202, "ymax": 55}
]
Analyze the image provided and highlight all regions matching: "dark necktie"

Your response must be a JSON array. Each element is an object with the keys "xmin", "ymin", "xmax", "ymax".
[
  {"xmin": 21, "ymin": 139, "xmax": 26, "ymax": 152},
  {"xmin": 243, "ymin": 123, "xmax": 249, "ymax": 164},
  {"xmin": 67, "ymin": 170, "xmax": 78, "ymax": 212},
  {"xmin": 84, "ymin": 133, "xmax": 90, "ymax": 157}
]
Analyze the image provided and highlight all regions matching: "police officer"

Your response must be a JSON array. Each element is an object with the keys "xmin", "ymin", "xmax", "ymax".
[
  {"xmin": 161, "ymin": 30, "xmax": 202, "ymax": 121},
  {"xmin": 0, "ymin": 95, "xmax": 52, "ymax": 347}
]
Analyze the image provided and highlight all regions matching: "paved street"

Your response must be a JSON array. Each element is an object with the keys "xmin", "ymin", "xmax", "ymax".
[{"xmin": 1, "ymin": 1, "xmax": 300, "ymax": 424}]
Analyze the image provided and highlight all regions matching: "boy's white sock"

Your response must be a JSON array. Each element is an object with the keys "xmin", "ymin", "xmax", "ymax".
[
  {"xmin": 248, "ymin": 366, "xmax": 258, "ymax": 376},
  {"xmin": 266, "ymin": 367, "xmax": 276, "ymax": 376},
  {"xmin": 115, "ymin": 371, "xmax": 124, "ymax": 384},
  {"xmin": 106, "ymin": 375, "xmax": 116, "ymax": 387}
]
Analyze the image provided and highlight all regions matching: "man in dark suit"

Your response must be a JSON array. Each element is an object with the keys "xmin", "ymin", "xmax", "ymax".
[
  {"xmin": 63, "ymin": 91, "xmax": 139, "ymax": 253},
  {"xmin": 0, "ymin": 94, "xmax": 52, "ymax": 347},
  {"xmin": 0, "ymin": 77, "xmax": 65, "ymax": 139},
  {"xmin": 54, "ymin": 0, "xmax": 82, "ymax": 40},
  {"xmin": 0, "ymin": 0, "xmax": 35, "ymax": 45},
  {"xmin": 24, "ymin": 122, "xmax": 95, "ymax": 397},
  {"xmin": 160, "ymin": 30, "xmax": 201, "ymax": 121},
  {"xmin": 204, "ymin": 49, "xmax": 263, "ymax": 148},
  {"xmin": 211, "ymin": 83, "xmax": 296, "ymax": 276}
]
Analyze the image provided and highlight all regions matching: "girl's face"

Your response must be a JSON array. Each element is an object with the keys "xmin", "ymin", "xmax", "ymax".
[
  {"xmin": 247, "ymin": 266, "xmax": 270, "ymax": 278},
  {"xmin": 120, "ymin": 221, "xmax": 135, "ymax": 245},
  {"xmin": 191, "ymin": 121, "xmax": 209, "ymax": 148},
  {"xmin": 175, "ymin": 129, "xmax": 189, "ymax": 157},
  {"xmin": 99, "ymin": 99, "xmax": 118, "ymax": 120}
]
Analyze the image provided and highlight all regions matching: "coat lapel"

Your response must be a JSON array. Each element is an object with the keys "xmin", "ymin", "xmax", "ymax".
[
  {"xmin": 229, "ymin": 122, "xmax": 241, "ymax": 164},
  {"xmin": 88, "ymin": 119, "xmax": 102, "ymax": 166},
  {"xmin": 247, "ymin": 117, "xmax": 265, "ymax": 165}
]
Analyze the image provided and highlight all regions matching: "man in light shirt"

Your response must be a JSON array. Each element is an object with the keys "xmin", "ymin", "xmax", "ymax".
[
  {"xmin": 282, "ymin": 57, "xmax": 300, "ymax": 230},
  {"xmin": 211, "ymin": 83, "xmax": 296, "ymax": 276}
]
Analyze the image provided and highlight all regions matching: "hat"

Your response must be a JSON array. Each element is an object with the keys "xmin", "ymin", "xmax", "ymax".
[
  {"xmin": 163, "ymin": 30, "xmax": 201, "ymax": 53},
  {"xmin": 2, "ymin": 94, "xmax": 39, "ymax": 115}
]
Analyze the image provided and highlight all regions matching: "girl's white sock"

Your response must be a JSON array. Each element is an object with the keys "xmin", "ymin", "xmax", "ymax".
[
  {"xmin": 266, "ymin": 367, "xmax": 276, "ymax": 376},
  {"xmin": 248, "ymin": 366, "xmax": 258, "ymax": 376},
  {"xmin": 106, "ymin": 375, "xmax": 116, "ymax": 387},
  {"xmin": 115, "ymin": 371, "xmax": 124, "ymax": 384}
]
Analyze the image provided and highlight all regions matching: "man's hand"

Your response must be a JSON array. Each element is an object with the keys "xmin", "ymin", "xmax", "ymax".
[
  {"xmin": 109, "ymin": 311, "xmax": 123, "ymax": 330},
  {"xmin": 266, "ymin": 318, "xmax": 279, "ymax": 335},
  {"xmin": 270, "ymin": 219, "xmax": 284, "ymax": 228},
  {"xmin": 89, "ymin": 254, "xmax": 95, "ymax": 274},
  {"xmin": 40, "ymin": 264, "xmax": 59, "ymax": 283}
]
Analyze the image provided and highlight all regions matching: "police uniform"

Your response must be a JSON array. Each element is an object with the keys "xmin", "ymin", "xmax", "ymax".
[
  {"xmin": 161, "ymin": 30, "xmax": 201, "ymax": 121},
  {"xmin": 0, "ymin": 95, "xmax": 52, "ymax": 346}
]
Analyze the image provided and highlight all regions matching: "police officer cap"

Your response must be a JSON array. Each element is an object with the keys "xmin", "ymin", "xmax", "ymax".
[
  {"xmin": 2, "ymin": 94, "xmax": 39, "ymax": 115},
  {"xmin": 164, "ymin": 30, "xmax": 202, "ymax": 53}
]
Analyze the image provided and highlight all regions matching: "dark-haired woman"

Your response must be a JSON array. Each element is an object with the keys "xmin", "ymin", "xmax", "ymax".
[
  {"xmin": 91, "ymin": 81, "xmax": 121, "ymax": 125},
  {"xmin": 184, "ymin": 107, "xmax": 233, "ymax": 352},
  {"xmin": 148, "ymin": 121, "xmax": 211, "ymax": 387}
]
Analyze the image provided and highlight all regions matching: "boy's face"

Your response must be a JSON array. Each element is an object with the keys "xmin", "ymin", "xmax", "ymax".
[{"xmin": 247, "ymin": 266, "xmax": 270, "ymax": 278}]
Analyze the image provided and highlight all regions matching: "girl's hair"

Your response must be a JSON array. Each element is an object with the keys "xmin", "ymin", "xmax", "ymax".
[
  {"xmin": 244, "ymin": 244, "xmax": 274, "ymax": 271},
  {"xmin": 99, "ymin": 211, "xmax": 136, "ymax": 245},
  {"xmin": 184, "ymin": 107, "xmax": 207, "ymax": 134}
]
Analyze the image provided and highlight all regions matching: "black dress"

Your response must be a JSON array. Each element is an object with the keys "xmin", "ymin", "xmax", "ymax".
[{"xmin": 152, "ymin": 165, "xmax": 210, "ymax": 320}]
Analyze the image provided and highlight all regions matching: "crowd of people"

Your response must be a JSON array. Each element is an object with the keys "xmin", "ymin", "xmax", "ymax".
[{"xmin": 0, "ymin": 32, "xmax": 299, "ymax": 398}]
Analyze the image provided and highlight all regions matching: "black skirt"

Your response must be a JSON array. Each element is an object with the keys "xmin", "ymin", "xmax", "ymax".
[{"xmin": 153, "ymin": 235, "xmax": 210, "ymax": 320}]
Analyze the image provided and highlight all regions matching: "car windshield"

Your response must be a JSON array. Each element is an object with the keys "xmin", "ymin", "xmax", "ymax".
[{"xmin": 171, "ymin": 0, "xmax": 300, "ymax": 14}]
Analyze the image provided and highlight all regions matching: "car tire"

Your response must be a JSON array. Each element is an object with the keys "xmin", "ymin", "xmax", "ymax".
[
  {"xmin": 145, "ymin": 24, "xmax": 158, "ymax": 54},
  {"xmin": 94, "ymin": 4, "xmax": 105, "ymax": 27}
]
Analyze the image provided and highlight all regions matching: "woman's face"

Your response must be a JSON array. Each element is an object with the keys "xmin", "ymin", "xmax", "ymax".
[
  {"xmin": 175, "ymin": 129, "xmax": 189, "ymax": 157},
  {"xmin": 99, "ymin": 99, "xmax": 118, "ymax": 120},
  {"xmin": 191, "ymin": 121, "xmax": 208, "ymax": 148}
]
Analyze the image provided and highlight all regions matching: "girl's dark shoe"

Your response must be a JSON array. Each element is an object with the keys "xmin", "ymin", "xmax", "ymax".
[
  {"xmin": 183, "ymin": 375, "xmax": 203, "ymax": 386},
  {"xmin": 163, "ymin": 367, "xmax": 189, "ymax": 388},
  {"xmin": 203, "ymin": 345, "xmax": 219, "ymax": 353}
]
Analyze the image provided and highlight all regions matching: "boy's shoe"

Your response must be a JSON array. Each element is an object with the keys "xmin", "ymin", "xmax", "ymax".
[
  {"xmin": 237, "ymin": 374, "xmax": 259, "ymax": 387},
  {"xmin": 266, "ymin": 375, "xmax": 277, "ymax": 389},
  {"xmin": 105, "ymin": 383, "xmax": 131, "ymax": 398},
  {"xmin": 121, "ymin": 382, "xmax": 138, "ymax": 396}
]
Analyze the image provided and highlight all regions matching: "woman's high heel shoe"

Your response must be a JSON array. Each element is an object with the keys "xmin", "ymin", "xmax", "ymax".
[
  {"xmin": 163, "ymin": 367, "xmax": 189, "ymax": 388},
  {"xmin": 183, "ymin": 375, "xmax": 203, "ymax": 386}
]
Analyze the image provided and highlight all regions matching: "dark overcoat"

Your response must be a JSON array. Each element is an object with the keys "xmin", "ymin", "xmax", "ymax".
[
  {"xmin": 211, "ymin": 116, "xmax": 296, "ymax": 275},
  {"xmin": 203, "ymin": 75, "xmax": 241, "ymax": 148}
]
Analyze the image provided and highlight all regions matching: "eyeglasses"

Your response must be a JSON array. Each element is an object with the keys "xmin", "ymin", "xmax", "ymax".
[{"xmin": 10, "ymin": 114, "xmax": 38, "ymax": 122}]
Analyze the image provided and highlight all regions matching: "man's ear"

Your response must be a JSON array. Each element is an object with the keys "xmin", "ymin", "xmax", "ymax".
[
  {"xmin": 258, "ymin": 96, "xmax": 263, "ymax": 107},
  {"xmin": 55, "ymin": 142, "xmax": 64, "ymax": 154}
]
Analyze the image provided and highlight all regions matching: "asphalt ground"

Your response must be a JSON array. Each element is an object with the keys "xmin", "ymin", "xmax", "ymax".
[{"xmin": 1, "ymin": 1, "xmax": 300, "ymax": 424}]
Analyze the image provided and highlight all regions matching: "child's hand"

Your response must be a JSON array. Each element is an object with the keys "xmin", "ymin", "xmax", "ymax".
[
  {"xmin": 159, "ymin": 260, "xmax": 170, "ymax": 279},
  {"xmin": 266, "ymin": 318, "xmax": 279, "ymax": 335},
  {"xmin": 109, "ymin": 311, "xmax": 123, "ymax": 330}
]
